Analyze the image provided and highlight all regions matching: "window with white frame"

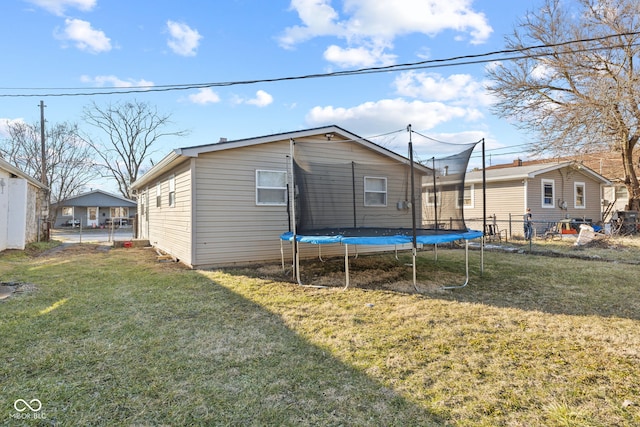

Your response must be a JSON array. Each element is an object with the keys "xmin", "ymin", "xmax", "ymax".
[
  {"xmin": 541, "ymin": 179, "xmax": 555, "ymax": 208},
  {"xmin": 574, "ymin": 182, "xmax": 585, "ymax": 208},
  {"xmin": 364, "ymin": 176, "xmax": 387, "ymax": 206},
  {"xmin": 461, "ymin": 184, "xmax": 474, "ymax": 208},
  {"xmin": 156, "ymin": 183, "xmax": 161, "ymax": 207},
  {"xmin": 256, "ymin": 170, "xmax": 287, "ymax": 205},
  {"xmin": 62, "ymin": 207, "xmax": 73, "ymax": 216},
  {"xmin": 110, "ymin": 207, "xmax": 129, "ymax": 218},
  {"xmin": 425, "ymin": 187, "xmax": 441, "ymax": 207},
  {"xmin": 168, "ymin": 175, "xmax": 176, "ymax": 207},
  {"xmin": 615, "ymin": 185, "xmax": 628, "ymax": 200}
]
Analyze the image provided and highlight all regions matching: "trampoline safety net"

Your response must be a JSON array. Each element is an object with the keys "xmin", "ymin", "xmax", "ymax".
[{"xmin": 291, "ymin": 141, "xmax": 477, "ymax": 237}]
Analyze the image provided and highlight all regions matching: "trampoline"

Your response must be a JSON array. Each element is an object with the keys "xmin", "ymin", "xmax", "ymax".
[{"xmin": 281, "ymin": 126, "xmax": 485, "ymax": 291}]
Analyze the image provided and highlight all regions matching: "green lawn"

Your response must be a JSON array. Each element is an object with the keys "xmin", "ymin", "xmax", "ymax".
[{"xmin": 1, "ymin": 241, "xmax": 639, "ymax": 426}]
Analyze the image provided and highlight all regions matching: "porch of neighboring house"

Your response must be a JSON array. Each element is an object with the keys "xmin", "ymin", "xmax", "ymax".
[{"xmin": 55, "ymin": 206, "xmax": 134, "ymax": 229}]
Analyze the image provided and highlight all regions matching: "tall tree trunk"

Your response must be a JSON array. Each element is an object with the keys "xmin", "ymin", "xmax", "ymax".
[{"xmin": 621, "ymin": 139, "xmax": 640, "ymax": 211}]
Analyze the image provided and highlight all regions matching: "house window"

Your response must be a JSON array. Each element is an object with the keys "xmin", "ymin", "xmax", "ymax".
[
  {"xmin": 168, "ymin": 175, "xmax": 175, "ymax": 207},
  {"xmin": 574, "ymin": 182, "xmax": 585, "ymax": 208},
  {"xmin": 110, "ymin": 207, "xmax": 129, "ymax": 218},
  {"xmin": 425, "ymin": 187, "xmax": 441, "ymax": 207},
  {"xmin": 364, "ymin": 176, "xmax": 387, "ymax": 206},
  {"xmin": 460, "ymin": 184, "xmax": 474, "ymax": 208},
  {"xmin": 541, "ymin": 179, "xmax": 555, "ymax": 208},
  {"xmin": 256, "ymin": 170, "xmax": 287, "ymax": 205},
  {"xmin": 156, "ymin": 183, "xmax": 161, "ymax": 207},
  {"xmin": 62, "ymin": 206, "xmax": 74, "ymax": 216},
  {"xmin": 615, "ymin": 185, "xmax": 628, "ymax": 200}
]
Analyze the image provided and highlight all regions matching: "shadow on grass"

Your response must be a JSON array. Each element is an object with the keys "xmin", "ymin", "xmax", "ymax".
[{"xmin": 0, "ymin": 246, "xmax": 442, "ymax": 426}]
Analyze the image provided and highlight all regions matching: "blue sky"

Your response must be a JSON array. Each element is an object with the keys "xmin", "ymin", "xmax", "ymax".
[{"xmin": 0, "ymin": 0, "xmax": 541, "ymax": 190}]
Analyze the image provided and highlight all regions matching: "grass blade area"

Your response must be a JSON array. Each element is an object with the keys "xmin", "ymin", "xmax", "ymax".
[{"xmin": 1, "ymin": 242, "xmax": 639, "ymax": 426}]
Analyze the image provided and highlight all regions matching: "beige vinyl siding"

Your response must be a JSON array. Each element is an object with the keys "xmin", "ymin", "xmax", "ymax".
[
  {"xmin": 192, "ymin": 140, "xmax": 290, "ymax": 267},
  {"xmin": 146, "ymin": 160, "xmax": 193, "ymax": 265},
  {"xmin": 462, "ymin": 180, "xmax": 524, "ymax": 232},
  {"xmin": 191, "ymin": 136, "xmax": 423, "ymax": 268},
  {"xmin": 530, "ymin": 170, "xmax": 603, "ymax": 223}
]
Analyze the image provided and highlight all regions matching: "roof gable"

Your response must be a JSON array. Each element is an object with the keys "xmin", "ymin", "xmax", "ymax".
[
  {"xmin": 132, "ymin": 125, "xmax": 429, "ymax": 189},
  {"xmin": 465, "ymin": 161, "xmax": 611, "ymax": 185},
  {"xmin": 53, "ymin": 189, "xmax": 136, "ymax": 207},
  {"xmin": 0, "ymin": 158, "xmax": 47, "ymax": 189}
]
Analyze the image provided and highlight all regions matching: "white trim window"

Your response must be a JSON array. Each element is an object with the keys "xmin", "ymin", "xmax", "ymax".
[
  {"xmin": 168, "ymin": 175, "xmax": 176, "ymax": 207},
  {"xmin": 364, "ymin": 176, "xmax": 387, "ymax": 206},
  {"xmin": 256, "ymin": 170, "xmax": 287, "ymax": 205},
  {"xmin": 460, "ymin": 184, "xmax": 474, "ymax": 208},
  {"xmin": 541, "ymin": 179, "xmax": 555, "ymax": 208},
  {"xmin": 574, "ymin": 182, "xmax": 585, "ymax": 209},
  {"xmin": 62, "ymin": 206, "xmax": 74, "ymax": 216},
  {"xmin": 425, "ymin": 187, "xmax": 441, "ymax": 207},
  {"xmin": 156, "ymin": 182, "xmax": 161, "ymax": 208}
]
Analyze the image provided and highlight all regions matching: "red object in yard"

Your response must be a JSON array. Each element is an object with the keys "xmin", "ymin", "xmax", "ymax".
[{"xmin": 123, "ymin": 241, "xmax": 133, "ymax": 248}]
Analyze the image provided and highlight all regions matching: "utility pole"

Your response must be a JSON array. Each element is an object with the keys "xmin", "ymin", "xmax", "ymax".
[
  {"xmin": 39, "ymin": 100, "xmax": 49, "ymax": 241},
  {"xmin": 39, "ymin": 100, "xmax": 47, "ymax": 187}
]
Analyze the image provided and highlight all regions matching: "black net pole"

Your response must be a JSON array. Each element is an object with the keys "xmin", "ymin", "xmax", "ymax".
[{"xmin": 432, "ymin": 157, "xmax": 438, "ymax": 230}]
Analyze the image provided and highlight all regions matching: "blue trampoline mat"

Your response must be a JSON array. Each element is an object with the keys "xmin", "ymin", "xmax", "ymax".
[{"xmin": 281, "ymin": 229, "xmax": 483, "ymax": 245}]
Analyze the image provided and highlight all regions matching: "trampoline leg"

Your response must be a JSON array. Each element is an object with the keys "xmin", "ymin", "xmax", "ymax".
[
  {"xmin": 441, "ymin": 240, "xmax": 470, "ymax": 290},
  {"xmin": 343, "ymin": 244, "xmax": 350, "ymax": 290},
  {"xmin": 481, "ymin": 236, "xmax": 484, "ymax": 276},
  {"xmin": 412, "ymin": 247, "xmax": 419, "ymax": 293},
  {"xmin": 318, "ymin": 245, "xmax": 324, "ymax": 262},
  {"xmin": 280, "ymin": 239, "xmax": 285, "ymax": 271}
]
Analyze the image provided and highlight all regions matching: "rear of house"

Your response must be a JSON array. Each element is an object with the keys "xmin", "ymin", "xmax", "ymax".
[
  {"xmin": 463, "ymin": 162, "xmax": 610, "ymax": 238},
  {"xmin": 133, "ymin": 126, "xmax": 427, "ymax": 268}
]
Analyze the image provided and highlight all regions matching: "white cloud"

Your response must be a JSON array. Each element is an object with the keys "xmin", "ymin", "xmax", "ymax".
[
  {"xmin": 280, "ymin": 0, "xmax": 493, "ymax": 67},
  {"xmin": 80, "ymin": 75, "xmax": 154, "ymax": 88},
  {"xmin": 246, "ymin": 90, "xmax": 274, "ymax": 107},
  {"xmin": 279, "ymin": 0, "xmax": 343, "ymax": 47},
  {"xmin": 166, "ymin": 21, "xmax": 202, "ymax": 57},
  {"xmin": 25, "ymin": 0, "xmax": 96, "ymax": 16},
  {"xmin": 232, "ymin": 90, "xmax": 274, "ymax": 107},
  {"xmin": 393, "ymin": 71, "xmax": 493, "ymax": 107},
  {"xmin": 0, "ymin": 118, "xmax": 25, "ymax": 138},
  {"xmin": 323, "ymin": 44, "xmax": 396, "ymax": 68},
  {"xmin": 305, "ymin": 98, "xmax": 472, "ymax": 135},
  {"xmin": 530, "ymin": 63, "xmax": 554, "ymax": 81},
  {"xmin": 57, "ymin": 18, "xmax": 111, "ymax": 53},
  {"xmin": 188, "ymin": 88, "xmax": 221, "ymax": 105}
]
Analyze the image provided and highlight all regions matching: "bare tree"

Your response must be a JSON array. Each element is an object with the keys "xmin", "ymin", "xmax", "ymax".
[
  {"xmin": 487, "ymin": 0, "xmax": 640, "ymax": 210},
  {"xmin": 0, "ymin": 121, "xmax": 97, "ymax": 222},
  {"xmin": 82, "ymin": 100, "xmax": 188, "ymax": 199}
]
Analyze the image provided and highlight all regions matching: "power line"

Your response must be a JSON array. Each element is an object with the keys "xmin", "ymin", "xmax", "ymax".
[{"xmin": 2, "ymin": 31, "xmax": 640, "ymax": 98}]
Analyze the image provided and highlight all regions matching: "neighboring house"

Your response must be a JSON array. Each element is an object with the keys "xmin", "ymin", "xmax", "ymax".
[
  {"xmin": 554, "ymin": 151, "xmax": 637, "ymax": 215},
  {"xmin": 492, "ymin": 153, "xmax": 639, "ymax": 218},
  {"xmin": 51, "ymin": 189, "xmax": 136, "ymax": 228},
  {"xmin": 0, "ymin": 158, "xmax": 48, "ymax": 251},
  {"xmin": 460, "ymin": 161, "xmax": 611, "ymax": 237},
  {"xmin": 130, "ymin": 126, "xmax": 430, "ymax": 269}
]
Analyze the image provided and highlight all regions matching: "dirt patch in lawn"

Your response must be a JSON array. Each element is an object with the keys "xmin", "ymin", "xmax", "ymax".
[{"xmin": 0, "ymin": 282, "xmax": 37, "ymax": 300}]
